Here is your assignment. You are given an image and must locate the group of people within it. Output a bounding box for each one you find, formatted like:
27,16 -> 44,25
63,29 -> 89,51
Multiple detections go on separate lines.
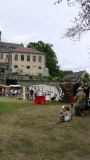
0,88 -> 9,96
1,86 -> 40,100
71,78 -> 90,116
57,78 -> 90,124
0,87 -> 22,97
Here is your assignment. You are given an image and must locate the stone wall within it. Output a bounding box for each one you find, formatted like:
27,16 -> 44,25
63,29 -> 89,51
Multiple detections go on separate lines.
0,74 -> 49,87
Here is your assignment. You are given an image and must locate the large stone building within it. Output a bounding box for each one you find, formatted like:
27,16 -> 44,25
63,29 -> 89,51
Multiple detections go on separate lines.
0,31 -> 49,76
9,47 -> 49,76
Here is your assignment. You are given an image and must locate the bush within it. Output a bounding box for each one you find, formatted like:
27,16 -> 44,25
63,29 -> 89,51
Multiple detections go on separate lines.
12,72 -> 18,75
47,75 -> 53,81
29,76 -> 33,80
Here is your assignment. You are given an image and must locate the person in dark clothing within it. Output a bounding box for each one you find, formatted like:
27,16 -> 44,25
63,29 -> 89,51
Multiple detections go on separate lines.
83,82 -> 90,110
73,79 -> 82,97
29,88 -> 34,100
70,78 -> 82,108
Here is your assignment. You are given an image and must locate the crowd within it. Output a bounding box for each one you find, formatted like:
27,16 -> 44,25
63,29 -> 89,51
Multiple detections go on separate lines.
71,79 -> 90,116
57,78 -> 90,124
0,87 -> 41,100
0,87 -> 22,97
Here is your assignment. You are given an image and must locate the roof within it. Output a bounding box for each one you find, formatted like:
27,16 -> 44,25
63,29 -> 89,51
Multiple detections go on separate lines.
10,47 -> 46,55
0,42 -> 24,53
63,70 -> 86,80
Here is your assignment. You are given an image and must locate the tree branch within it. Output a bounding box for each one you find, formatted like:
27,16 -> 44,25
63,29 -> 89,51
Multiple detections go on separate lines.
54,0 -> 90,40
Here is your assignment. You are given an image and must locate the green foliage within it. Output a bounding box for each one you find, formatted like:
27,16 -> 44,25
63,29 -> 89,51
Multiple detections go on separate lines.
12,72 -> 18,75
6,75 -> 9,80
27,41 -> 60,77
47,75 -> 53,81
29,76 -> 33,80
82,73 -> 90,86
54,77 -> 61,82
21,76 -> 23,80
83,73 -> 90,81
83,78 -> 87,83
6,64 -> 9,69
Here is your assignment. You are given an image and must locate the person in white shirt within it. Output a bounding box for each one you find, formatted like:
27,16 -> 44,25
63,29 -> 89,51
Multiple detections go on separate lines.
57,106 -> 71,124
2,88 -> 5,96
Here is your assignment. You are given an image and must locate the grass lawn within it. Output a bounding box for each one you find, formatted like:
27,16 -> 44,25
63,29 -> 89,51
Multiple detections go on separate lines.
0,97 -> 90,160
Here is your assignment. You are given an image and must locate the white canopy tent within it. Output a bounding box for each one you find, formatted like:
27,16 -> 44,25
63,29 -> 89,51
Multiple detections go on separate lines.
32,84 -> 60,100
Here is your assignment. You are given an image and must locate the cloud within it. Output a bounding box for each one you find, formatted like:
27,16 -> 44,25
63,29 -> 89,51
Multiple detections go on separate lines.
60,59 -> 90,73
0,0 -> 90,74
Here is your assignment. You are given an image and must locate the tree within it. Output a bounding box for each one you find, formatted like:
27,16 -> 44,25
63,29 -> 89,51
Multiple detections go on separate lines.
84,72 -> 90,79
81,72 -> 90,86
27,41 -> 60,77
54,0 -> 90,40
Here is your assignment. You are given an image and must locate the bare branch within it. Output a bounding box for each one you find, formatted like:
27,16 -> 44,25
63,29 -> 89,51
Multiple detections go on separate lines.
54,0 -> 90,40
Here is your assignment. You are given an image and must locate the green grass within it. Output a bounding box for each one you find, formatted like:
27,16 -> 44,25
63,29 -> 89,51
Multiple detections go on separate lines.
0,97 -> 90,160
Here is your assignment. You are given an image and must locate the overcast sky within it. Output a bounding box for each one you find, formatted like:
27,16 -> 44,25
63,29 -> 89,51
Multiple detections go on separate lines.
0,0 -> 90,74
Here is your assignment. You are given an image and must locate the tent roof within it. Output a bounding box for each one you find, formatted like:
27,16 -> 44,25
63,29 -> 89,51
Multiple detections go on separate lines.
0,84 -> 9,88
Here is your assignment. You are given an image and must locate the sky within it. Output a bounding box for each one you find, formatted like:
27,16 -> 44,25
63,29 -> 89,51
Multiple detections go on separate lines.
0,0 -> 90,74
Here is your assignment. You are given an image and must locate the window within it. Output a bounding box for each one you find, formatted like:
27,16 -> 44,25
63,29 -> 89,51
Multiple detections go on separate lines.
27,55 -> 30,61
38,56 -> 42,62
21,55 -> 24,61
38,66 -> 42,69
14,54 -> 18,60
6,55 -> 9,59
1,54 -> 3,59
33,56 -> 36,62
14,65 -> 18,68
27,66 -> 30,69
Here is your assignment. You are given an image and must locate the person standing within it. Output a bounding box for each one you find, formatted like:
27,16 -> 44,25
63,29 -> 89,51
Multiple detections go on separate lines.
83,82 -> 90,110
2,88 -> 5,96
73,78 -> 82,97
70,79 -> 82,108
29,88 -> 34,101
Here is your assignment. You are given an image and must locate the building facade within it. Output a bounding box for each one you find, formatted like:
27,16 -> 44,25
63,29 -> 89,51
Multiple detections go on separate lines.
9,47 -> 49,76
0,32 -> 49,76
